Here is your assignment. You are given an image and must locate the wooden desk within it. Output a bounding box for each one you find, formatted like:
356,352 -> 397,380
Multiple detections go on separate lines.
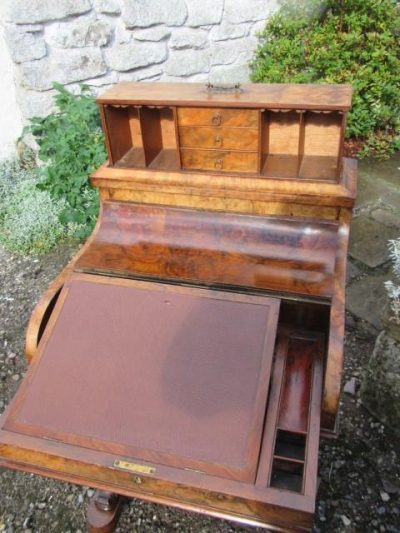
0,82 -> 355,532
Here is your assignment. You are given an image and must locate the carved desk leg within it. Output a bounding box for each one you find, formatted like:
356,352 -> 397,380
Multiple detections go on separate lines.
87,490 -> 124,533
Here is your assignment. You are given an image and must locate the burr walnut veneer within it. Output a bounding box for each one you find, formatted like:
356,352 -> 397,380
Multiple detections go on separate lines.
0,82 -> 356,532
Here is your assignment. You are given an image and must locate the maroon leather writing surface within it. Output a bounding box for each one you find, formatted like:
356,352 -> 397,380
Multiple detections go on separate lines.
4,274 -> 280,482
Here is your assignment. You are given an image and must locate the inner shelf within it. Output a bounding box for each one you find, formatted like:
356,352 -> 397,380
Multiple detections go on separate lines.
260,110 -> 342,181
102,104 -> 344,180
104,105 -> 179,171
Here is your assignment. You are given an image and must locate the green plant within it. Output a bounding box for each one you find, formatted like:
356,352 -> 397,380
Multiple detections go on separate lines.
250,0 -> 400,158
27,83 -> 107,237
0,154 -> 79,254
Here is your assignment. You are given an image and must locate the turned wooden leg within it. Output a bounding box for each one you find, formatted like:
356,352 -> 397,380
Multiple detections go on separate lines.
87,490 -> 124,533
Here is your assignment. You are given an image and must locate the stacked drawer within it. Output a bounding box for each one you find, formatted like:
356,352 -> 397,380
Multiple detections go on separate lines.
177,107 -> 259,173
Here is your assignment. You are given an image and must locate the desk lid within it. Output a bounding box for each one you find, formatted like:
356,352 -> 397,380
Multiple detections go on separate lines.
98,82 -> 352,111
2,273 -> 279,483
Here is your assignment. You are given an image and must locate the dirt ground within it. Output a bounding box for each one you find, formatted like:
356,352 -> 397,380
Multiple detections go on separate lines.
0,244 -> 399,533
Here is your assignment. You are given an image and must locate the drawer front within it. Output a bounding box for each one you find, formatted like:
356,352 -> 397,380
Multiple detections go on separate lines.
177,107 -> 259,128
181,149 -> 258,173
179,126 -> 259,151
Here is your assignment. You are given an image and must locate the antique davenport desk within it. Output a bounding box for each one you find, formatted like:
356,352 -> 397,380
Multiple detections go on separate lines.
0,83 -> 356,532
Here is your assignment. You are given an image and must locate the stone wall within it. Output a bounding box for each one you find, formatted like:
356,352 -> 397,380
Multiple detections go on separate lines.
1,0 -> 277,141
0,24 -> 23,160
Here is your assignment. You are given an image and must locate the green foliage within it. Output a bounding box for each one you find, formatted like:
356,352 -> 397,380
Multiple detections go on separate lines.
250,0 -> 400,158
0,154 -> 80,254
27,83 -> 107,237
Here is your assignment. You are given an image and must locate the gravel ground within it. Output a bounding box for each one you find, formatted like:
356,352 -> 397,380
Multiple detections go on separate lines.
0,245 -> 399,533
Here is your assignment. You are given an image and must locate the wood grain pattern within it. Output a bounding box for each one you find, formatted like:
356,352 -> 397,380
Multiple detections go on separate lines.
180,149 -> 258,173
91,157 -> 357,210
278,337 -> 314,434
177,107 -> 259,127
76,202 -> 339,299
0,443 -> 314,532
266,111 -> 301,155
179,126 -> 259,151
98,82 -> 352,111
321,208 -> 351,432
106,189 -> 339,220
298,156 -> 338,181
303,113 -> 342,157
263,155 -> 300,179
102,106 -> 133,165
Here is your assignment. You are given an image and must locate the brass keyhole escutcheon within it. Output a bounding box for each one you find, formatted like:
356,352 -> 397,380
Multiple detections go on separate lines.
212,112 -> 222,126
214,158 -> 223,170
214,135 -> 223,147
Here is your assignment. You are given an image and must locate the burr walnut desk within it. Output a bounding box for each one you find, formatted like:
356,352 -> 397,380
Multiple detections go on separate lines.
0,82 -> 356,532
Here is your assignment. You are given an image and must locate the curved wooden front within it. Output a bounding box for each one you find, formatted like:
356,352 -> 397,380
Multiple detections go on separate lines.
76,202 -> 338,299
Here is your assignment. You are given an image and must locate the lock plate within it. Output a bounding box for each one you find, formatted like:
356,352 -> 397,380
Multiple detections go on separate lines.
113,459 -> 156,475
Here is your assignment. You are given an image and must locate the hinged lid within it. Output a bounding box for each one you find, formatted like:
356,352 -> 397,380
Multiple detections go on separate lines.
2,273 -> 280,483
98,82 -> 352,111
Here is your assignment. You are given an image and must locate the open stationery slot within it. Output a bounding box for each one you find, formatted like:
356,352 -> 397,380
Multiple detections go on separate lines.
270,458 -> 304,492
261,110 -> 301,178
269,345 -> 311,495
274,430 -> 306,462
102,105 -> 145,167
299,111 -> 343,180
271,430 -> 307,498
254,321 -> 325,498
261,109 -> 343,181
102,105 -> 179,170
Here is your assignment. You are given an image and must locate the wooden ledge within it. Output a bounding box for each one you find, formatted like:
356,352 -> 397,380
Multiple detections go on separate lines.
90,158 -> 357,210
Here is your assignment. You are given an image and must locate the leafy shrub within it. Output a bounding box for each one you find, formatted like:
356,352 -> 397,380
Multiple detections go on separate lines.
0,154 -> 79,254
0,153 -> 34,213
250,0 -> 400,158
27,83 -> 107,238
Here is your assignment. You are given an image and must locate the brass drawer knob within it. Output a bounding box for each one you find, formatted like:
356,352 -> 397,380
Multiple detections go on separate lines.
214,135 -> 223,147
212,112 -> 222,125
214,158 -> 223,170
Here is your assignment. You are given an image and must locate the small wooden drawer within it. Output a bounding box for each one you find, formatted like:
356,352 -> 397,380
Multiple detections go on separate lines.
177,107 -> 258,128
181,149 -> 258,173
179,126 -> 259,151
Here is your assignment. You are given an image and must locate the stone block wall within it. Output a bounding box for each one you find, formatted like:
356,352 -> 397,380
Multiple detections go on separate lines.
0,25 -> 23,159
1,0 -> 278,130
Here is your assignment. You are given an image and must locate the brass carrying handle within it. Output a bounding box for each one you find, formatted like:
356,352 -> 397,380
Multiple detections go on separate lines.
206,83 -> 242,94
212,112 -> 222,126
214,135 -> 223,147
214,158 -> 223,170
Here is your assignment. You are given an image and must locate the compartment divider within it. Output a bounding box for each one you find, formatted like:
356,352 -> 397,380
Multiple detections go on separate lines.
256,327 -> 324,495
257,109 -> 265,174
273,455 -> 305,465
173,106 -> 182,170
297,111 -> 305,177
